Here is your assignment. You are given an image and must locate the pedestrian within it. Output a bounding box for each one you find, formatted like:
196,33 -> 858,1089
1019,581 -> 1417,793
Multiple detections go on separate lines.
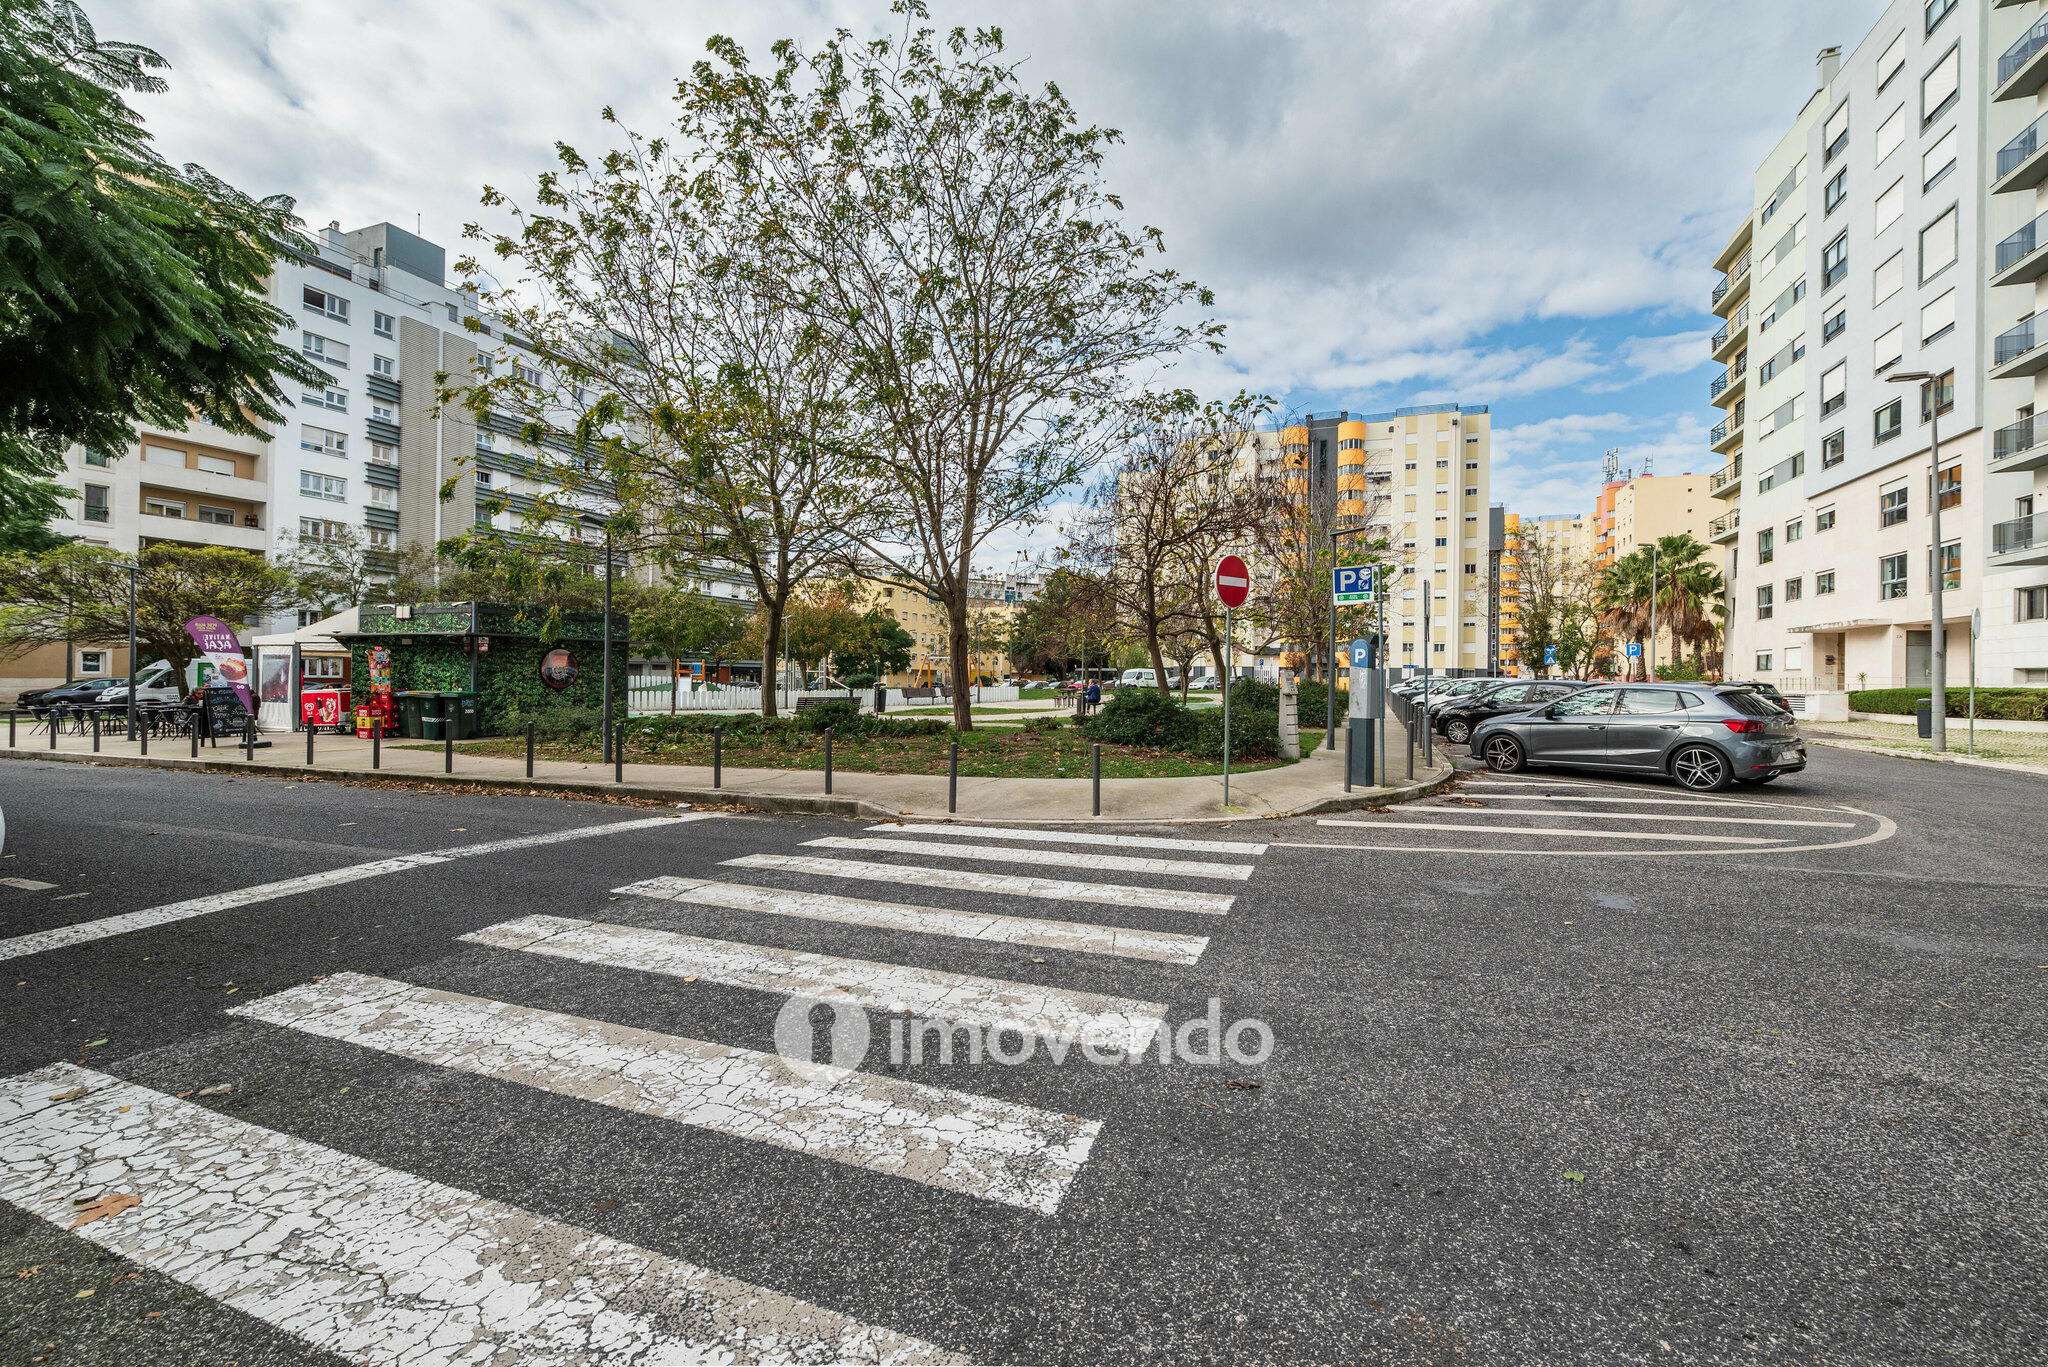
1085,679 -> 1100,712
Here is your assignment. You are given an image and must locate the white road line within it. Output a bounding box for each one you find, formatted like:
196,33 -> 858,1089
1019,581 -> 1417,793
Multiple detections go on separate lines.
618,876 -> 1210,965
723,853 -> 1237,915
1361,810 -> 1852,828
0,816 -> 700,964
804,835 -> 1253,882
234,974 -> 1098,1215
1455,792 -> 1836,811
867,824 -> 1268,856
1312,820 -> 1784,844
0,1065 -> 953,1365
464,914 -> 1167,1052
1274,805 -> 1899,859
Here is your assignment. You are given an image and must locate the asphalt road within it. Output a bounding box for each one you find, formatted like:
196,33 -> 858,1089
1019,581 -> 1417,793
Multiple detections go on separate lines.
0,745 -> 2042,1365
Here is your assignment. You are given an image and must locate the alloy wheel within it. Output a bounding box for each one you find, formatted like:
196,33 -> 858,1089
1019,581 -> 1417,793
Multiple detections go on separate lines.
1447,720 -> 1471,744
1671,746 -> 1728,791
1482,736 -> 1523,772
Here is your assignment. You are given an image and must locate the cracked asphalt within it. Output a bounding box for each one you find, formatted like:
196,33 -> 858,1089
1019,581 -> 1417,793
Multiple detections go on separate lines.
0,744 -> 2043,1365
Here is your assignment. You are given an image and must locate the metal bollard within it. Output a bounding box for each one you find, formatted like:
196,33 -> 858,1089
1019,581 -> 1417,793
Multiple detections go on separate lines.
615,722 -> 625,784
139,714 -> 147,756
1406,720 -> 1415,780
189,721 -> 198,759
91,711 -> 100,752
48,710 -> 57,750
244,718 -> 255,762
1092,743 -> 1101,817
443,730 -> 452,774
306,720 -> 315,766
525,721 -> 534,779
7,710 -> 13,747
373,719 -> 383,770
712,726 -> 722,789
948,740 -> 958,813
823,726 -> 833,794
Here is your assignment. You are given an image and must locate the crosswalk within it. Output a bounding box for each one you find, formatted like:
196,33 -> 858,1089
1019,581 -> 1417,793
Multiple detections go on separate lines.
0,818 -> 1268,1362
1296,771 -> 1889,856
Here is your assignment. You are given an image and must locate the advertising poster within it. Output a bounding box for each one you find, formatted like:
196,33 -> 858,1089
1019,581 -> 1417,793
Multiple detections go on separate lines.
184,615 -> 253,715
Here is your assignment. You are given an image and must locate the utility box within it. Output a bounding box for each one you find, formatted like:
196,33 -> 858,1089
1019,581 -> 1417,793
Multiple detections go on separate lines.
1916,697 -> 1933,739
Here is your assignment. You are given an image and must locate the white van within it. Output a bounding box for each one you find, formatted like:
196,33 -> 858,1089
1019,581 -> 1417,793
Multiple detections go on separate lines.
92,659 -> 185,707
1117,668 -> 1182,690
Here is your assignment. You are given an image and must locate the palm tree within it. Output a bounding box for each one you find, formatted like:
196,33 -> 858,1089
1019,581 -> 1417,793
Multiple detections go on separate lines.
1595,551 -> 1653,680
1646,535 -> 1726,673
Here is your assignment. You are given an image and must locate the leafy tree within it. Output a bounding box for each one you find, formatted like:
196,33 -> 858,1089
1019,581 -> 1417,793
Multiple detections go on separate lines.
0,542 -> 299,680
781,582 -> 861,680
842,608 -> 915,680
1008,568 -> 1118,680
632,586 -> 751,711
0,0 -> 327,525
679,3 -> 1217,728
0,508 -> 68,554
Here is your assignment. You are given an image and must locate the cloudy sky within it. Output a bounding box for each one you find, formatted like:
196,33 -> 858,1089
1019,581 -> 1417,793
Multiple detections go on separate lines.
96,0 -> 1885,541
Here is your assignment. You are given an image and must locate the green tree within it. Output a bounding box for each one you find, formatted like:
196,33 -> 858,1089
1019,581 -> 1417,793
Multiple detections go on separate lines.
781,583 -> 861,681
0,542 -> 300,679
632,586 -> 751,712
842,608 -> 915,680
1,0 -> 327,524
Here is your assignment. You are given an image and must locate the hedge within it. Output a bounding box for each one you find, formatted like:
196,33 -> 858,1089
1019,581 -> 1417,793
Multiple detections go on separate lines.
1079,687 -> 1279,760
623,710 -> 952,744
1850,687 -> 2048,721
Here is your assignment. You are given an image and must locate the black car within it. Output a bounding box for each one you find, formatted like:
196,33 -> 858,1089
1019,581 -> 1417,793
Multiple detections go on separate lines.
1720,680 -> 1792,712
1433,679 -> 1593,745
14,678 -> 120,715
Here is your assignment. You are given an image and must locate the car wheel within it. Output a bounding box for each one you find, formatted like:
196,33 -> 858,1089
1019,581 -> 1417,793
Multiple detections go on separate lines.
1481,735 -> 1525,773
1446,719 -> 1472,744
1670,745 -> 1731,792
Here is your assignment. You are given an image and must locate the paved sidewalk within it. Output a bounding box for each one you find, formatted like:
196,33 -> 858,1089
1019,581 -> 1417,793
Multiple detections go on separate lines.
1,719 -> 1450,823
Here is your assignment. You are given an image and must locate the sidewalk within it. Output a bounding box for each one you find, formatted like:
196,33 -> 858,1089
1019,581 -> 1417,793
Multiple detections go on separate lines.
0,717 -> 1451,824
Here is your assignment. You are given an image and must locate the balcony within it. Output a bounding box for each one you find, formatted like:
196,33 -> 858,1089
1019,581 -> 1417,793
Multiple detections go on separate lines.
1995,14 -> 2048,103
1991,317 -> 2048,378
1710,360 -> 1747,408
1709,457 -> 1742,499
1993,211 -> 2048,288
1992,415 -> 2048,474
1994,110 -> 2048,193
1991,511 -> 2048,566
1711,307 -> 1748,364
1709,509 -> 1740,544
1711,250 -> 1752,318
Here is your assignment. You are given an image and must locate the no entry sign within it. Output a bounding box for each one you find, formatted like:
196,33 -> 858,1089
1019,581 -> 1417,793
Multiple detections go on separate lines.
1215,555 -> 1250,608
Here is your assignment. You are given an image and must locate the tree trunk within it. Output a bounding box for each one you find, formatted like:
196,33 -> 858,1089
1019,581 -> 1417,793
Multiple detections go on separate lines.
760,600 -> 784,719
948,599 -> 973,731
669,656 -> 678,713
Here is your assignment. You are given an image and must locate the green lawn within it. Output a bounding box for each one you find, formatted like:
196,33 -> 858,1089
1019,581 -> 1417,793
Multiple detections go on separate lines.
414,726 -> 1303,780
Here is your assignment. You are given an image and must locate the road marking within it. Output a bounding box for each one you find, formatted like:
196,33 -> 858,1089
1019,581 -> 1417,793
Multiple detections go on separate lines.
1366,810 -> 1852,828
1271,806 -> 1898,859
0,816 -> 700,964
465,914 -> 1167,1051
234,974 -> 1097,1215
0,878 -> 57,891
804,835 -> 1253,881
1456,792 -> 1841,811
866,824 -> 1267,856
0,1065 -> 954,1365
1311,820 -> 1784,844
723,853 -> 1237,915
617,876 -> 1210,965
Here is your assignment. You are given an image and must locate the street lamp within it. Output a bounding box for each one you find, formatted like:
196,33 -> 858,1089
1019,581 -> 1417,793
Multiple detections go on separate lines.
1635,540 -> 1658,683
111,561 -> 138,740
1888,370 -> 1947,753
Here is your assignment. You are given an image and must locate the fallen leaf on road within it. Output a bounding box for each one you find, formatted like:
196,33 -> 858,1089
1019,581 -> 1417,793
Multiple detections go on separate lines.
222,988 -> 238,995
74,1288 -> 94,1298
683,976 -> 698,984
594,1199 -> 620,1212
143,1311 -> 162,1319
194,1084 -> 232,1097
46,1087 -> 88,1102
173,1091 -> 192,1099
1224,1079 -> 1260,1090
67,1194 -> 139,1229
1563,1170 -> 1585,1183
82,1039 -> 107,1048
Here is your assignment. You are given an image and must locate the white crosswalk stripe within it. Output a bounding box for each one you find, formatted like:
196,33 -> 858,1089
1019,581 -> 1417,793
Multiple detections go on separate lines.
723,852 -> 1238,914
233,973 -> 1098,1214
463,913 -> 1169,1052
804,835 -> 1256,881
1314,818 -> 1784,844
866,823 -> 1268,855
616,875 -> 1211,965
0,1065 -> 955,1365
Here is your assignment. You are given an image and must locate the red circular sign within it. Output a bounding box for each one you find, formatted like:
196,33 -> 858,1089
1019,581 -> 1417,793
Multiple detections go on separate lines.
1215,555 -> 1250,608
538,648 -> 580,690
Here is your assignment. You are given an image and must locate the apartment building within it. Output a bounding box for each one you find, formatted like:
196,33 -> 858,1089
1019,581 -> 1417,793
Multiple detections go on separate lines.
1594,473 -> 1717,560
1495,509 -> 1522,671
1714,2 -> 2048,704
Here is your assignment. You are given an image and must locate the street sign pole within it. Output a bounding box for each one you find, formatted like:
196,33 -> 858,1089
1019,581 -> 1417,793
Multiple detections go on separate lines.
1213,556 -> 1251,806
1223,606 -> 1232,808
1377,588 -> 1387,787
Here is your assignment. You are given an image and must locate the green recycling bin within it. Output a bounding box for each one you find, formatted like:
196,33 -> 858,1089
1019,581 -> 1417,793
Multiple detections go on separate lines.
418,692 -> 449,742
395,691 -> 426,740
443,691 -> 480,740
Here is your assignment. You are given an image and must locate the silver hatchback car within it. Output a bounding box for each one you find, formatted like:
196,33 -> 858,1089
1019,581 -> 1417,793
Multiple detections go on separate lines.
1467,684 -> 1806,790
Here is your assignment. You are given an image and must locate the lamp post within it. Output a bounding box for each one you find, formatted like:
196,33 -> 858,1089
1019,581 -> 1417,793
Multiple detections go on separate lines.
1636,540 -> 1658,683
1888,371 -> 1946,753
111,561 -> 138,740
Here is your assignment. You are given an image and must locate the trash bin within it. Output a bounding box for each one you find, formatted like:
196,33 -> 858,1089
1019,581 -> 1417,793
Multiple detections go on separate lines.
1916,697 -> 1934,739
419,692 -> 448,742
395,691 -> 425,739
443,690 -> 480,740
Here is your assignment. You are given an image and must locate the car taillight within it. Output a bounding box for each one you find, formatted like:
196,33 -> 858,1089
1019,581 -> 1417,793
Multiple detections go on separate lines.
1722,719 -> 1765,734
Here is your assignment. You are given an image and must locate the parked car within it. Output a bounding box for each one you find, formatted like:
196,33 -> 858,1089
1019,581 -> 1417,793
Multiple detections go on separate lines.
1468,683 -> 1807,790
1720,680 -> 1791,712
88,659 -> 184,709
1190,676 -> 1223,691
1433,680 -> 1593,744
1117,668 -> 1182,690
14,678 -> 124,715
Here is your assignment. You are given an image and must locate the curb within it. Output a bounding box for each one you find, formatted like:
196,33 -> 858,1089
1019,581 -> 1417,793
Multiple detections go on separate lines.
1808,737 -> 2048,780
2,745 -> 1457,824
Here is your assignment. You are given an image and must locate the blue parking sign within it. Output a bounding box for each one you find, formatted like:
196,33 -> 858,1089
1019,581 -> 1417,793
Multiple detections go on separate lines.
1349,639 -> 1375,667
1626,642 -> 1642,658
1332,565 -> 1376,605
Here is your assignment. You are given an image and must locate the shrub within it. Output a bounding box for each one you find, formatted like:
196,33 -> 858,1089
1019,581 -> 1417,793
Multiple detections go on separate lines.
799,699 -> 862,733
1849,687 -> 2048,721
1023,714 -> 1066,733
843,673 -> 878,690
623,710 -> 953,746
504,704 -> 602,743
1189,704 -> 1279,760
1229,679 -> 1279,712
1079,687 -> 1198,749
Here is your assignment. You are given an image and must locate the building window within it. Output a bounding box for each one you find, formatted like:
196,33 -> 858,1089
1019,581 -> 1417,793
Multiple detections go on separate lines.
368,528 -> 397,551
1874,324 -> 1903,373
83,449 -> 110,468
1876,106 -> 1905,164
1874,177 -> 1903,235
1757,585 -> 1774,620
1874,251 -> 1903,304
1821,362 -> 1847,416
1919,206 -> 1957,283
1817,570 -> 1836,595
299,517 -> 347,542
82,484 -> 109,523
144,496 -> 185,519
369,442 -> 397,467
1757,528 -> 1775,565
1923,126 -> 1956,192
1818,507 -> 1837,532
78,650 -> 107,675
196,453 -> 234,476
1824,102 -> 1849,163
1786,518 -> 1804,543
1880,552 -> 1908,599
1821,430 -> 1845,468
1925,0 -> 1956,34
2018,585 -> 2048,621
1756,652 -> 1774,672
300,425 -> 346,458
1933,539 -> 1960,591
1880,483 -> 1909,526
1922,43 -> 1959,127
1823,306 -> 1846,343
371,402 -> 396,424
1877,32 -> 1905,91
1920,369 -> 1955,420
1824,167 -> 1848,215
514,362 -> 542,386
1936,462 -> 1961,511
301,383 -> 347,413
300,470 -> 347,502
302,286 -> 349,322
1921,293 -> 1955,348
196,504 -> 236,526
373,311 -> 395,339
372,355 -> 396,377
1823,233 -> 1849,290
368,484 -> 397,509
1873,399 -> 1903,444
302,332 -> 348,368
1785,577 -> 1803,602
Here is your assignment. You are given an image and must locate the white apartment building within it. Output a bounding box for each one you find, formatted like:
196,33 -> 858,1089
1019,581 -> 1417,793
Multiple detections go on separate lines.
1715,1 -> 2048,706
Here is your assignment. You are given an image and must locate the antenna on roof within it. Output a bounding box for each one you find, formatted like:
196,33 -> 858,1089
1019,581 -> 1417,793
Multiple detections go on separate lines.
1603,448 -> 1619,482
1642,452 -> 1653,477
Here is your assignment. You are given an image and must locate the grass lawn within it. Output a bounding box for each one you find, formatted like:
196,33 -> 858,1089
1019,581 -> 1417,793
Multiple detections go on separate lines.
414,726 -> 1308,780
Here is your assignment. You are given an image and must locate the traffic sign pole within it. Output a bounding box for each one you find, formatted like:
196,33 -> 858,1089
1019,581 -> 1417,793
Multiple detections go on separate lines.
1222,606 -> 1232,808
1213,557 -> 1250,809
